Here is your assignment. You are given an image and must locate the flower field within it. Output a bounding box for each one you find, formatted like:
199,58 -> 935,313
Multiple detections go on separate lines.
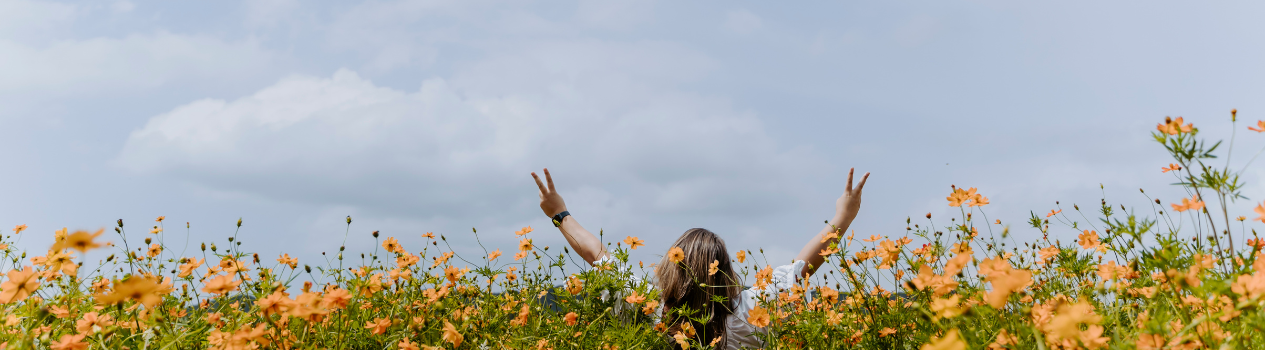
3,113 -> 1265,349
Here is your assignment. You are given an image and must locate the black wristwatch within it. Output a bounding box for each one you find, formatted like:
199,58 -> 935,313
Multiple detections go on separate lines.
551,211 -> 571,227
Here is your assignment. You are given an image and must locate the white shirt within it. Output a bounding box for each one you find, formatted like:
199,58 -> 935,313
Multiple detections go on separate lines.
594,257 -> 807,350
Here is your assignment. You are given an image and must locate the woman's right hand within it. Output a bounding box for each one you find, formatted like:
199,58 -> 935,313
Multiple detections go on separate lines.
532,168 -> 568,217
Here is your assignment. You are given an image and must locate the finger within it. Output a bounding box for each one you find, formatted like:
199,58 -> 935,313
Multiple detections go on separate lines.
855,172 -> 870,192
544,168 -> 556,192
532,172 -> 547,193
845,168 -> 854,192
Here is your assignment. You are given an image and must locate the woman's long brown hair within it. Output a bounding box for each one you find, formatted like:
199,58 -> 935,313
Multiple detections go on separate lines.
655,228 -> 740,348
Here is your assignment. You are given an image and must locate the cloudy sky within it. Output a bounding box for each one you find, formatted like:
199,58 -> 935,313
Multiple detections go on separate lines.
3,0 -> 1264,271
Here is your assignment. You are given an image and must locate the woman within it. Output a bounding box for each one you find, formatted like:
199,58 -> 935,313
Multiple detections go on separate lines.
531,168 -> 868,349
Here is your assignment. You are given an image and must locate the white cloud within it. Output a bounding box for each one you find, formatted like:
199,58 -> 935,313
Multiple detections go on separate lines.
0,0 -> 78,41
111,0 -> 134,13
118,41 -> 826,228
723,9 -> 763,34
0,32 -> 275,96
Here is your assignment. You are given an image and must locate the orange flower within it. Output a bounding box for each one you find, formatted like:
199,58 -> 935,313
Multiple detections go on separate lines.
1046,209 -> 1061,218
256,291 -> 295,316
514,252 -> 529,261
515,226 -> 533,236
1171,194 -> 1205,212
930,295 -> 963,320
968,194 -> 990,207
706,260 -> 720,276
1078,230 -> 1104,252
155,216 -> 165,222
149,226 -> 162,234
52,229 -> 105,254
564,312 -> 578,326
178,258 -> 203,278
1254,202 -> 1265,223
76,312 -> 114,334
1161,163 -> 1182,173
99,275 -> 166,308
746,306 -> 770,328
444,265 -> 464,283
13,224 -> 26,234
49,334 -> 88,350
0,267 -> 39,304
364,318 -> 391,335
879,327 -> 896,337
667,247 -> 685,263
863,234 -> 881,242
487,249 -> 502,261
642,300 -> 659,315
1249,120 -> 1265,132
623,236 -> 645,250
946,187 -> 971,207
147,243 -> 162,258
202,275 -> 242,295
735,250 -> 746,263
920,329 -> 966,350
398,339 -> 421,350
382,237 -> 403,254
625,291 -> 646,304
1038,246 -> 1060,265
1157,116 -> 1194,135
422,232 -> 435,239
442,321 -> 463,347
566,275 -> 584,295
277,254 -> 298,269
519,238 -> 533,252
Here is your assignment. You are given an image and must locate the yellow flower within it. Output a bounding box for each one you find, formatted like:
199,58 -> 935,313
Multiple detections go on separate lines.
519,238 -> 533,252
735,250 -> 746,263
667,247 -> 685,263
149,226 -> 162,234
623,236 -> 645,250
920,329 -> 966,350
0,267 -> 40,304
147,243 -> 162,258
708,260 -> 719,276
155,216 -> 165,222
746,306 -> 770,328
13,224 -> 26,234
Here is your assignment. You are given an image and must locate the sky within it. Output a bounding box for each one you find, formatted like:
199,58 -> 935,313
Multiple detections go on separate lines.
2,0 -> 1265,274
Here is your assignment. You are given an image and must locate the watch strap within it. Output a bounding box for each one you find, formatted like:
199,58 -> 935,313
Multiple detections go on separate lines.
552,211 -> 571,227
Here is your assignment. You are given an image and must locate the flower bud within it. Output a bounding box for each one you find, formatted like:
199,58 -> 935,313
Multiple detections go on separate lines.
372,230 -> 379,238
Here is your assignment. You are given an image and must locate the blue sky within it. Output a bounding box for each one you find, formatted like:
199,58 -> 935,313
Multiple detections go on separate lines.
2,0 -> 1264,270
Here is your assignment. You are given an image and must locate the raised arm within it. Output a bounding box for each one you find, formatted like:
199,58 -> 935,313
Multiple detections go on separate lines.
795,168 -> 869,277
533,168 -> 608,265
